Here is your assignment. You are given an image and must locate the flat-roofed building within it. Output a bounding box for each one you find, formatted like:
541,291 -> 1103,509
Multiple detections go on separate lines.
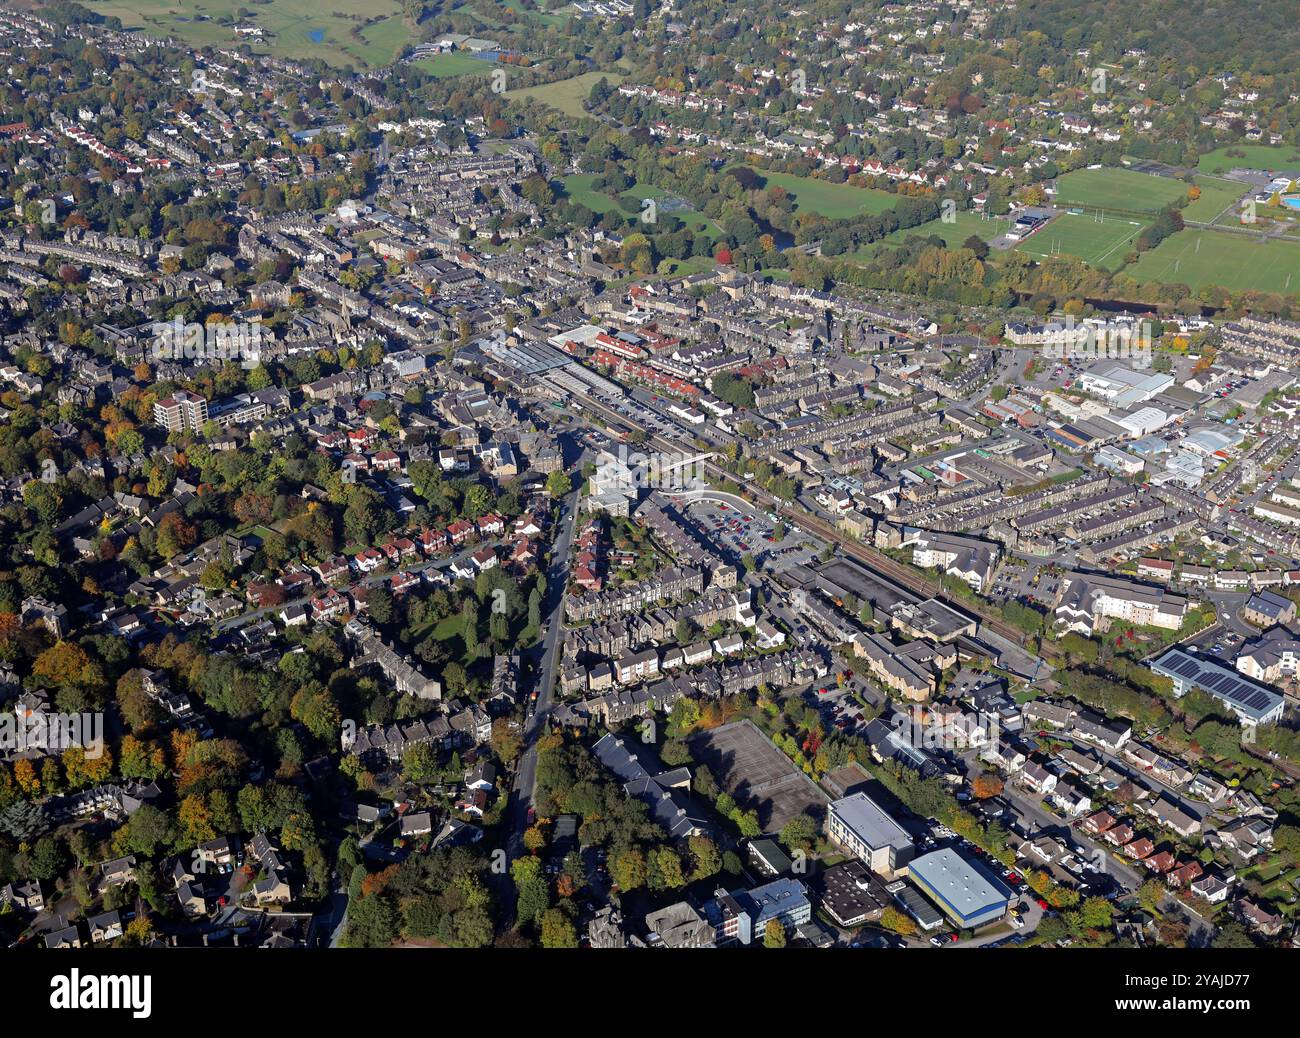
826,792 -> 915,876
1151,648 -> 1285,727
907,847 -> 1011,930
820,860 -> 889,927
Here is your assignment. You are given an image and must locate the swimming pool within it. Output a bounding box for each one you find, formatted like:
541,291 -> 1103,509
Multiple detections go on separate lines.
1283,195 -> 1300,210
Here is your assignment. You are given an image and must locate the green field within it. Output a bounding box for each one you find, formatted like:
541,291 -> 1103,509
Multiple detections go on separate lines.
562,174 -> 721,238
1126,228 -> 1300,294
1182,175 -> 1249,223
748,168 -> 901,219
620,183 -> 721,240
858,210 -> 1010,258
1016,211 -> 1151,270
411,52 -> 493,78
86,0 -> 407,67
562,172 -> 631,214
354,16 -> 410,66
1197,145 -> 1300,175
503,71 -> 624,118
1052,166 -> 1188,213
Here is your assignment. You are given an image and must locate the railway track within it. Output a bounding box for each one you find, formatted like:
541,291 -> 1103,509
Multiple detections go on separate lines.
574,391 -> 1029,647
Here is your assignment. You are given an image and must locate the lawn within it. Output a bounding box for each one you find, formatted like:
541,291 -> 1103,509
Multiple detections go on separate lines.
1197,145 -> 1300,176
503,70 -> 625,118
354,15 -> 410,66
746,168 -> 900,219
86,0 -> 407,67
408,612 -> 465,650
562,173 -> 626,214
1052,166 -> 1188,214
660,255 -> 722,278
411,52 -> 493,79
561,174 -> 721,238
1182,175 -> 1249,224
1015,210 -> 1151,271
1126,228 -> 1300,295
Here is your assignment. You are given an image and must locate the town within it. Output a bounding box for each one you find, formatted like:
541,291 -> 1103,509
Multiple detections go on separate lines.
0,0 -> 1296,969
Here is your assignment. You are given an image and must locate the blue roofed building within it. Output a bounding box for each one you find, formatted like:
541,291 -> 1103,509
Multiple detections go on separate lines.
707,877 -> 812,945
908,848 -> 1011,930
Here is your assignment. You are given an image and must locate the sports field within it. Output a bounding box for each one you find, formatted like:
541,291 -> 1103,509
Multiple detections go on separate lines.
86,0 -> 406,67
1197,145 -> 1300,176
747,168 -> 901,219
503,71 -> 624,118
1015,210 -> 1151,270
1052,166 -> 1188,214
1182,175 -> 1249,224
1126,228 -> 1300,294
411,52 -> 493,78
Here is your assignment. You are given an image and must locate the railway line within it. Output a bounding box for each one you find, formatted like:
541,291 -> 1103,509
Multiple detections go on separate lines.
571,390 -> 1029,648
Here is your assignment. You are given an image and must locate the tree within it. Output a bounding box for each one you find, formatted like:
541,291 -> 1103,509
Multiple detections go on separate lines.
33,641 -> 103,693
1137,879 -> 1165,915
178,793 -> 217,845
523,827 -> 547,853
971,773 -> 1004,799
880,907 -> 917,936
29,835 -> 67,880
540,908 -> 578,948
546,470 -> 572,498
736,809 -> 761,838
513,856 -> 551,926
490,718 -> 523,764
1211,920 -> 1256,949
687,835 -> 721,881
779,812 -> 817,851
402,743 -> 440,786
1078,896 -> 1114,931
763,918 -> 787,948
963,234 -> 990,259
648,846 -> 686,891
344,893 -> 399,948
123,803 -> 174,857
609,847 -> 646,891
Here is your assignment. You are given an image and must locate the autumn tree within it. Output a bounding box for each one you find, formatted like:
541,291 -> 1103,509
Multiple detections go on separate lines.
880,907 -> 918,937
539,908 -> 578,948
763,918 -> 787,948
971,773 -> 1004,799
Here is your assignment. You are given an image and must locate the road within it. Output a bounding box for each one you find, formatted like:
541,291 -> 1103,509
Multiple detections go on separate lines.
947,895 -> 1044,948
992,777 -> 1145,892
504,481 -> 583,862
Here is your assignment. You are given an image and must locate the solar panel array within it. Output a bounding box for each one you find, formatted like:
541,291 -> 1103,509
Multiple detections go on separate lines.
1154,650 -> 1281,718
